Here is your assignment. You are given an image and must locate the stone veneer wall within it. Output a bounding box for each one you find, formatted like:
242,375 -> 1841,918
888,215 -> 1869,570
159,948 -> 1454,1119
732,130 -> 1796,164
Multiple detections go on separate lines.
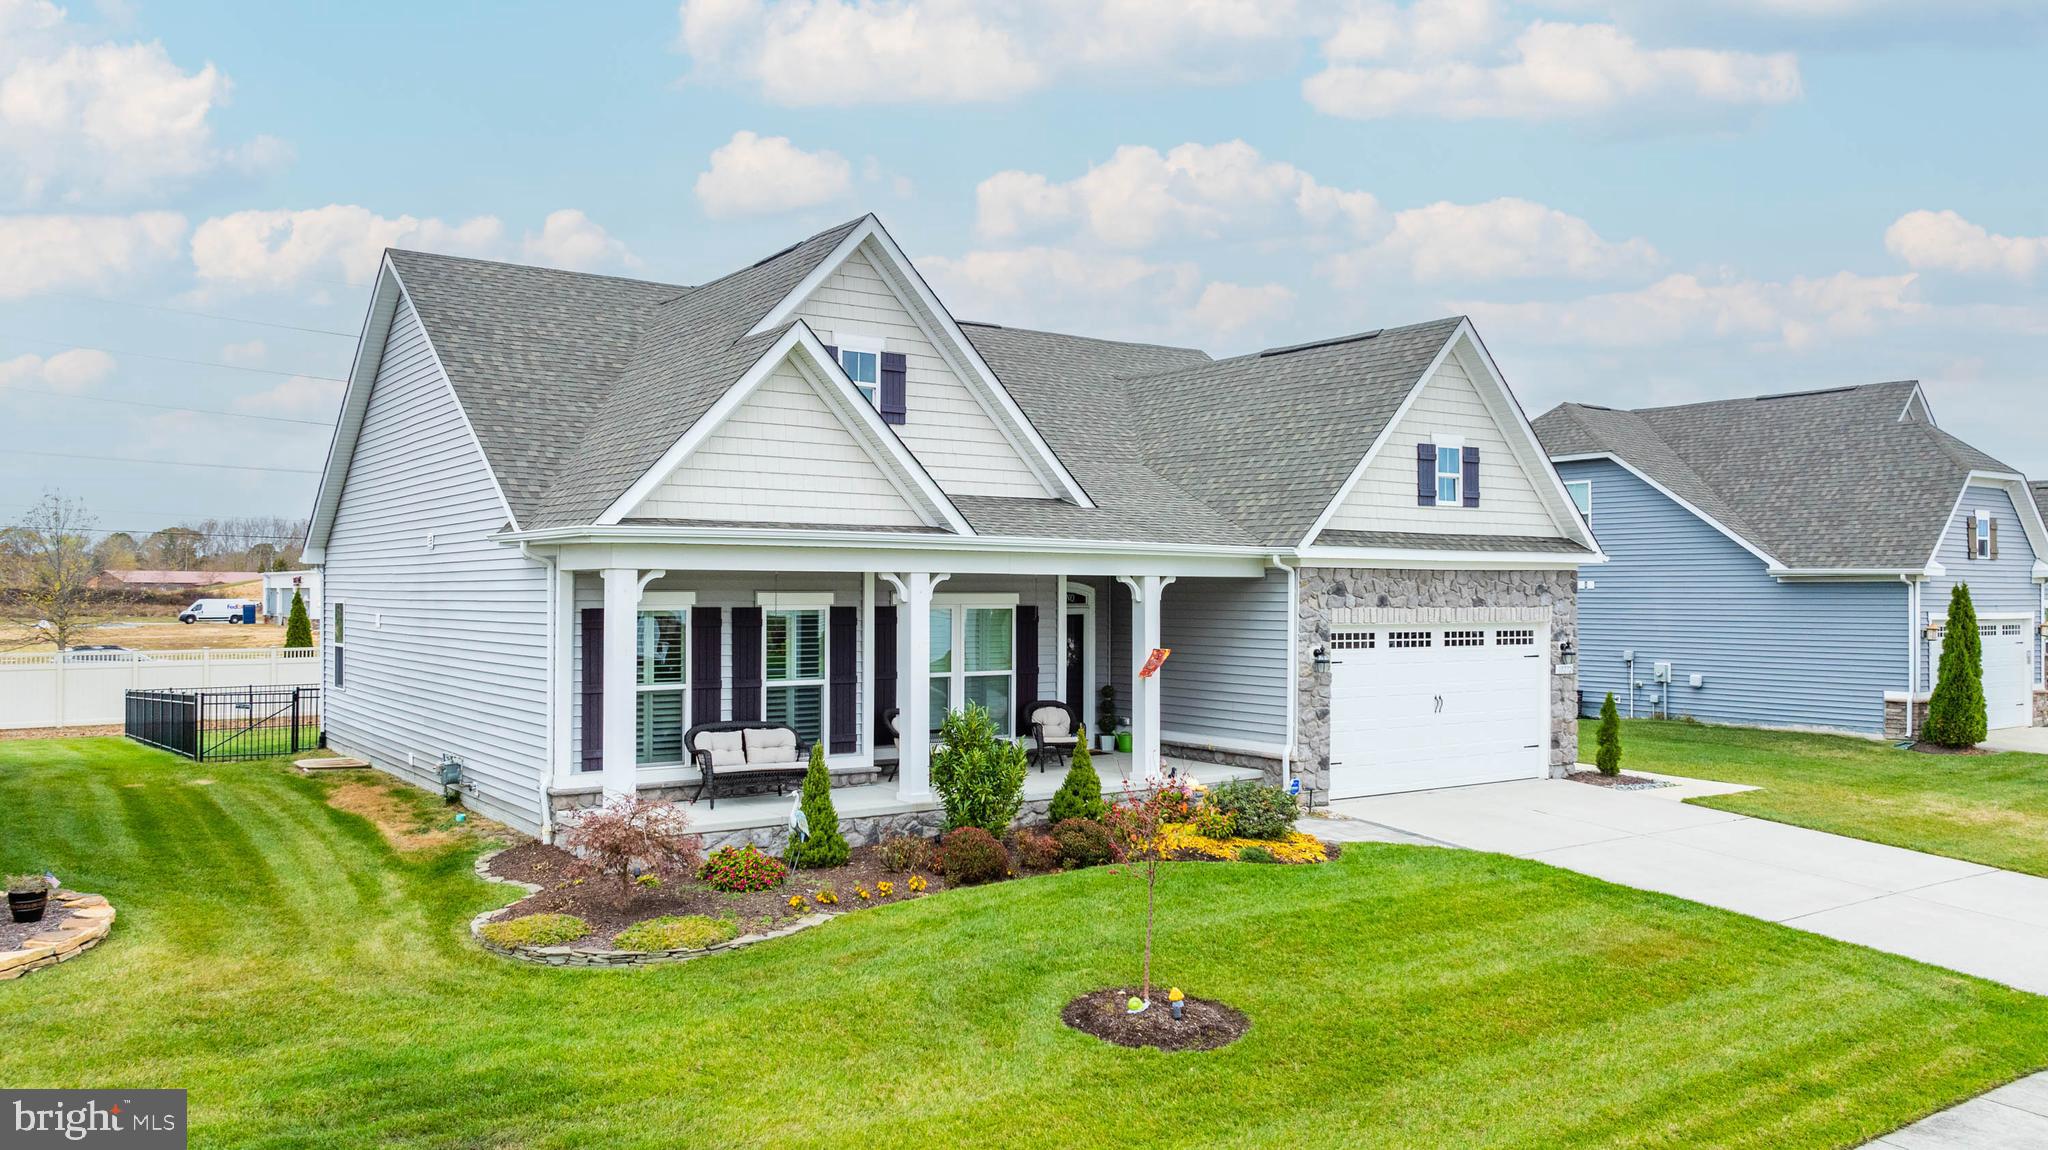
1161,741 -> 1282,778
1883,695 -> 1930,742
1293,567 -> 1579,795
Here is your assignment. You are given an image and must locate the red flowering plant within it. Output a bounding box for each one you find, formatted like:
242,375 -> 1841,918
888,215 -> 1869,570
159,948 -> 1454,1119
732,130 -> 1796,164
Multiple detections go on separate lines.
1104,778 -> 1176,1008
562,795 -> 702,907
698,844 -> 789,893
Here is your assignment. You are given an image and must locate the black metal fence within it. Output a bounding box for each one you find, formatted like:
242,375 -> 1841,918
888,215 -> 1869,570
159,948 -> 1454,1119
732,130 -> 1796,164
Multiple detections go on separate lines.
125,686 -> 323,762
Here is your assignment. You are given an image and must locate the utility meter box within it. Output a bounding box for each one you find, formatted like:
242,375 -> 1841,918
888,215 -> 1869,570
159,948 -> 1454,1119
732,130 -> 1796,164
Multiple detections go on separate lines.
1653,661 -> 1673,683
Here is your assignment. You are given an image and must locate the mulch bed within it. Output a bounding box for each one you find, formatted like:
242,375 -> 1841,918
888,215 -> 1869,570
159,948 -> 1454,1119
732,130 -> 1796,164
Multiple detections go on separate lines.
1908,742 -> 1994,756
486,841 -> 949,945
1061,988 -> 1250,1051
1566,771 -> 1670,789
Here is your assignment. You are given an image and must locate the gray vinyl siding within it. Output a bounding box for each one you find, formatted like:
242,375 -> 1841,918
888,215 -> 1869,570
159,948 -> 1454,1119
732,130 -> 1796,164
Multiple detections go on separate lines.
1558,458 -> 1907,734
1159,570 -> 1291,750
1920,485 -> 2043,690
322,295 -> 551,832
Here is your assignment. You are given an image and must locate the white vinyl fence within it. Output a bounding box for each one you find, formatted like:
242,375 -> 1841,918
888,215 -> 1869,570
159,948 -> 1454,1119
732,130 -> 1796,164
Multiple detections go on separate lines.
0,648 -> 322,730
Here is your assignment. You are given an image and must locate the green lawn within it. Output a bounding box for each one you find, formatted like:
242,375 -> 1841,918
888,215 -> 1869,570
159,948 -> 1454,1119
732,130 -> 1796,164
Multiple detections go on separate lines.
5,738 -> 2048,1148
1596,719 -> 2048,877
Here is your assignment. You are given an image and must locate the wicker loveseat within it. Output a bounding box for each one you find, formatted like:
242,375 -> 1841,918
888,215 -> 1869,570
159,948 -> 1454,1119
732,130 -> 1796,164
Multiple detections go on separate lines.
683,721 -> 811,808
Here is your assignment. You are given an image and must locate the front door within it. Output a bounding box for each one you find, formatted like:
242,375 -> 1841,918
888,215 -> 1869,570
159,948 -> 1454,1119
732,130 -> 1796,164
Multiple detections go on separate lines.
1066,613 -> 1085,712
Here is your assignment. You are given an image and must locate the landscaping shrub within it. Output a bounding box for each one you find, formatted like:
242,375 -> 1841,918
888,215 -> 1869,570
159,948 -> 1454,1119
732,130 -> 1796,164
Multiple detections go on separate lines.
1047,727 -> 1107,824
697,844 -> 788,893
1051,817 -> 1118,868
283,588 -> 313,649
480,913 -> 590,948
1150,776 -> 1201,823
936,826 -> 1009,885
930,704 -> 1026,835
876,833 -> 934,874
1203,779 -> 1297,841
785,744 -> 849,868
612,915 -> 738,952
1926,582 -> 1989,748
1236,845 -> 1276,864
1009,827 -> 1063,871
1192,804 -> 1236,839
1596,693 -> 1623,776
562,795 -> 702,905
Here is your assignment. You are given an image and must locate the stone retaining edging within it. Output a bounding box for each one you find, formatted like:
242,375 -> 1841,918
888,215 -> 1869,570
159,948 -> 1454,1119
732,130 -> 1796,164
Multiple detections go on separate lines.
467,847 -> 835,968
0,891 -> 115,981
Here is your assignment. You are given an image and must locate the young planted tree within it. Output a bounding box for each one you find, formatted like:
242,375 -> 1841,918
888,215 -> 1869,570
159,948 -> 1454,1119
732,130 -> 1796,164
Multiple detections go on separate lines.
1048,725 -> 1107,823
283,588 -> 315,649
1104,779 -> 1172,1007
1595,692 -> 1623,776
1925,582 -> 1988,748
561,795 -> 701,906
785,743 -> 848,869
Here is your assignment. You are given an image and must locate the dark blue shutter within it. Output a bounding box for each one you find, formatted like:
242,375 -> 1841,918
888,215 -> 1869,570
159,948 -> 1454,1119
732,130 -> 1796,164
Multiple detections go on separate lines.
690,607 -> 722,726
729,607 -> 762,722
1014,605 -> 1038,736
1462,445 -> 1481,508
580,608 -> 604,771
874,605 -> 897,738
1416,443 -> 1437,506
879,351 -> 907,425
829,606 -> 857,753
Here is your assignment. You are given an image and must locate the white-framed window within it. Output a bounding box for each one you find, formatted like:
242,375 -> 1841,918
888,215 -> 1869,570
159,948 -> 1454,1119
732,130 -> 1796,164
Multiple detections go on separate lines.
1435,437 -> 1463,506
330,601 -> 345,689
1566,480 -> 1593,524
835,334 -> 884,407
1497,629 -> 1536,646
1331,631 -> 1375,650
1976,513 -> 1994,559
1445,630 -> 1485,647
760,595 -> 829,747
635,598 -> 690,766
1389,631 -> 1433,649
929,595 -> 1017,736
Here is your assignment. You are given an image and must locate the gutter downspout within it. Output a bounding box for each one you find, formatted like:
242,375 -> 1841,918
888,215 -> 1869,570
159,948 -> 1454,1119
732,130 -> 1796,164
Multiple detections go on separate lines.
1272,554 -> 1297,794
521,542 -> 557,845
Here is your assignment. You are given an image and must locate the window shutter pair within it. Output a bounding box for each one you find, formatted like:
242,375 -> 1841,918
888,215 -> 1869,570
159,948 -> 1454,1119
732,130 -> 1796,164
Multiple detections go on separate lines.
1964,514 -> 1997,560
823,343 -> 906,424
1412,442 -> 1482,507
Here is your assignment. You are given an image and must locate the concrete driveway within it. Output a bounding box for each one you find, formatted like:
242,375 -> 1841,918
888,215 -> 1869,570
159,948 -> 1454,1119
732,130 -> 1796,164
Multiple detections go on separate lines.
1329,774 -> 2048,997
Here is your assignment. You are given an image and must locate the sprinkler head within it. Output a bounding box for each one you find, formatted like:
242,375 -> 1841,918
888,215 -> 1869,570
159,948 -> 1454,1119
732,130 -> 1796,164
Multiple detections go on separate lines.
1170,999 -> 1184,1021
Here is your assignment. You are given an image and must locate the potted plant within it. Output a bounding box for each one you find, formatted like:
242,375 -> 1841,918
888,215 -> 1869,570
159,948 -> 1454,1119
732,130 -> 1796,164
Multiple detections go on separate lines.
1096,685 -> 1119,752
7,873 -> 50,923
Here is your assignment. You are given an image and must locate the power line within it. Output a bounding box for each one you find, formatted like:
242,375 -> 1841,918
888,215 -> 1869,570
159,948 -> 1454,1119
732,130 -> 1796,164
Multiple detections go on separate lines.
9,449 -> 321,474
0,384 -> 334,427
44,291 -> 361,338
1,334 -> 348,382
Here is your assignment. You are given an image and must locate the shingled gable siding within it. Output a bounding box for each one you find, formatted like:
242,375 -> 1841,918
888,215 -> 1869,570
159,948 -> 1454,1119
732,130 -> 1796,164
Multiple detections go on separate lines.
1920,484 -> 2042,692
1158,571 -> 1291,753
321,296 -> 551,833
1327,355 -> 1559,538
795,248 -> 1049,499
1556,458 -> 1907,734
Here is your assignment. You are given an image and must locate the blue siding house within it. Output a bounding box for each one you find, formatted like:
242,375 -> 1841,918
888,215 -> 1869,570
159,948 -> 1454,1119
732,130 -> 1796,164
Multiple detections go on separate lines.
1537,382 -> 2048,739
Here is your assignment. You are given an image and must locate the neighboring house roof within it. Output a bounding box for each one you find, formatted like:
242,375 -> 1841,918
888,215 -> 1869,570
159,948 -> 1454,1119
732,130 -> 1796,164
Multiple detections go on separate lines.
1535,381 -> 2023,571
103,570 -> 262,587
322,215 -> 1582,554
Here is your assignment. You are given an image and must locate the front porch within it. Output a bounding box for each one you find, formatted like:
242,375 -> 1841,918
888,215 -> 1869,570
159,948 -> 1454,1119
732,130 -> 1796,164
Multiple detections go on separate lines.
552,752 -> 1264,850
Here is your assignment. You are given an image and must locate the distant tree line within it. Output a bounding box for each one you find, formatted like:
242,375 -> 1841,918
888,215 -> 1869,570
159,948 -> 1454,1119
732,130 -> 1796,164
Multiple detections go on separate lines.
90,516 -> 308,572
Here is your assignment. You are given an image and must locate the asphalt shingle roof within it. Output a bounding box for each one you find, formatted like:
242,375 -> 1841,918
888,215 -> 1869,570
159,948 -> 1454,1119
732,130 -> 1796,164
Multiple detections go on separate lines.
1534,382 -> 2016,570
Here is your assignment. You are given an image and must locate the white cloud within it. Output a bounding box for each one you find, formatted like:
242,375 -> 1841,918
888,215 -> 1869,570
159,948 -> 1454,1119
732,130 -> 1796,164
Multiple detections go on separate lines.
1305,9 -> 1802,122
675,0 -> 1301,105
922,245 -> 1290,343
520,209 -> 640,272
0,348 -> 116,393
975,140 -> 1380,248
1458,270 -> 1920,351
1187,281 -> 1295,335
0,210 -> 185,299
1884,209 -> 2048,280
694,130 -> 853,217
232,374 -> 343,420
1327,197 -> 1659,283
0,2 -> 263,203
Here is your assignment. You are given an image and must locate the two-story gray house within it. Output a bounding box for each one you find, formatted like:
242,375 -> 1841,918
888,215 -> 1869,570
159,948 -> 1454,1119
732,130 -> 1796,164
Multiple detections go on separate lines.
1537,382 -> 2048,740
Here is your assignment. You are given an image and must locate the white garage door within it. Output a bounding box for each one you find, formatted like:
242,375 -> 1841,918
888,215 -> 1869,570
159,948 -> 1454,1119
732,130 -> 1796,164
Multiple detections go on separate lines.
1327,625 -> 1550,800
1946,619 -> 2034,731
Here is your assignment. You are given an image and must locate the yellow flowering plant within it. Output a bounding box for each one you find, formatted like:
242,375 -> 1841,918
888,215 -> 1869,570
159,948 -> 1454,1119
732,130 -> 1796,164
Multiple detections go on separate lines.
875,880 -> 893,897
906,874 -> 928,892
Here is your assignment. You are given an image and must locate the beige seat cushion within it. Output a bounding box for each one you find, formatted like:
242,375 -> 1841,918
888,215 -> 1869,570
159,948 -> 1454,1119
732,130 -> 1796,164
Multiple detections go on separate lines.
743,726 -> 800,765
1033,706 -> 1071,738
699,729 -> 746,768
1041,735 -> 1079,747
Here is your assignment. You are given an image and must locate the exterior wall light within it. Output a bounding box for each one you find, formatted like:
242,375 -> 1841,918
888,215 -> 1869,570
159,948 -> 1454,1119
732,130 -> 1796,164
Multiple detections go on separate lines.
1557,640 -> 1577,673
1924,623 -> 1944,642
1312,645 -> 1330,672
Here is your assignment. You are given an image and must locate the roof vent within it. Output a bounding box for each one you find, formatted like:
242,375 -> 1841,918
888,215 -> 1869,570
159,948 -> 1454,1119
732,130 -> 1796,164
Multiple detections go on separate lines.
1258,329 -> 1383,358
1755,386 -> 1855,402
747,241 -> 803,269
958,320 -> 1004,330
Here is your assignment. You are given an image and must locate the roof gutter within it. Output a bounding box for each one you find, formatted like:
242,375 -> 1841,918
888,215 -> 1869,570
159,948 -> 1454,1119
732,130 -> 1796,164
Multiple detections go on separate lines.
493,523 -> 1277,560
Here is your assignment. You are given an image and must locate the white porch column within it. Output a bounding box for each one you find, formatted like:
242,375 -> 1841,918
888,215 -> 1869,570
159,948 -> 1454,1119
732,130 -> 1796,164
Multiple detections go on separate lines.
891,571 -> 947,802
1119,575 -> 1175,778
599,568 -> 664,801
551,566 -> 575,784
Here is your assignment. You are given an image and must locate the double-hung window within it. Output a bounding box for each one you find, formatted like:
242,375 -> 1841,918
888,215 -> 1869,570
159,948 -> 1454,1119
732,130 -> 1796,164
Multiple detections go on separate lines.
330,602 -> 346,689
836,335 -> 883,407
1436,440 -> 1463,505
928,599 -> 1015,735
1566,480 -> 1593,525
764,605 -> 827,746
635,598 -> 690,765
1977,513 -> 1994,559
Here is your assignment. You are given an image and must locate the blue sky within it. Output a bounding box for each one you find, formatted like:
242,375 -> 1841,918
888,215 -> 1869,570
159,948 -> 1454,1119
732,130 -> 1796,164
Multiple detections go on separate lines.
5,0 -> 2048,534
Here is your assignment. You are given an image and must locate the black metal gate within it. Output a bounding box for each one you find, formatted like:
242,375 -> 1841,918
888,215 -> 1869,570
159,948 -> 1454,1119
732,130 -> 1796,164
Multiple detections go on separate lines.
124,687 -> 323,762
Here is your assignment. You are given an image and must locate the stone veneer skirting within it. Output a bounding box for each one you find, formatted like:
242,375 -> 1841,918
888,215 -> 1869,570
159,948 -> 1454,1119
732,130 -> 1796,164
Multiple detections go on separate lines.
0,891 -> 114,980
1883,693 -> 1931,742
1294,567 -> 1579,796
2036,690 -> 2048,728
468,849 -> 834,968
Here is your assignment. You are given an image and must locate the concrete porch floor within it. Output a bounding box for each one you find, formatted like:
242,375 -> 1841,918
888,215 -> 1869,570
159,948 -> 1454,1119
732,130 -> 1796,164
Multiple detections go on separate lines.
683,752 -> 1261,836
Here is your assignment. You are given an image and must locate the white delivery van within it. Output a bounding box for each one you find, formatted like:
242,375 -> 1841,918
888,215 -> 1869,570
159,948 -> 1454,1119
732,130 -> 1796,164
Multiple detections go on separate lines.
179,599 -> 254,624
